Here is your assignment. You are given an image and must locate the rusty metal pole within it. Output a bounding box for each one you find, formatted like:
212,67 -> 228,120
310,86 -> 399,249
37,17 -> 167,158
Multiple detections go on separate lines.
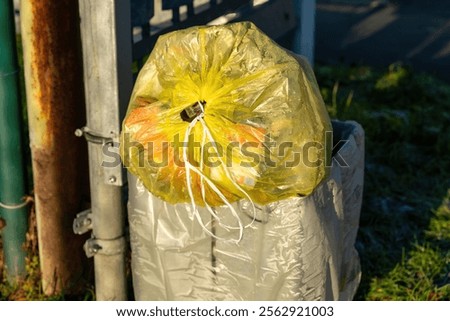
20,1 -> 90,294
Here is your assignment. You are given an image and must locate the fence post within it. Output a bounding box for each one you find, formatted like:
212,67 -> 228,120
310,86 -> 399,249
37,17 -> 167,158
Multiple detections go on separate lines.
78,0 -> 133,300
293,0 -> 316,65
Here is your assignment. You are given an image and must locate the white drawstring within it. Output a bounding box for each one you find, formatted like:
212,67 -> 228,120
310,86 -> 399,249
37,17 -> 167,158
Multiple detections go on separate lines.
198,115 -> 257,229
182,101 -> 257,243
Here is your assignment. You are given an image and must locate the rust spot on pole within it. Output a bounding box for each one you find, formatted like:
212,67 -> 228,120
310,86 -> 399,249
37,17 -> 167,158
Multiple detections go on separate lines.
21,0 -> 91,295
29,1 -> 85,145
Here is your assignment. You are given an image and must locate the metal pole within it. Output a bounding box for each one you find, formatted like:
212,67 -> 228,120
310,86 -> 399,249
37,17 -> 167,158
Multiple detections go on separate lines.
20,0 -> 90,294
78,0 -> 132,300
293,0 -> 316,65
0,0 -> 28,283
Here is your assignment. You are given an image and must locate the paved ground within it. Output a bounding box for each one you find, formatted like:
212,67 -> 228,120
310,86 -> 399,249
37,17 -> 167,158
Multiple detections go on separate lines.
315,0 -> 450,81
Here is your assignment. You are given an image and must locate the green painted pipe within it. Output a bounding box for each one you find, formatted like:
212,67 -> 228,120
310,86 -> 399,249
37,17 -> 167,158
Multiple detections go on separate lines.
0,0 -> 28,282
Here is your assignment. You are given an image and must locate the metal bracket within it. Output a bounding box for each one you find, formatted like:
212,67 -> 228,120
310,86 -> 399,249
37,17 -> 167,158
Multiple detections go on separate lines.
75,126 -> 123,186
83,236 -> 126,258
73,209 -> 93,235
75,126 -> 114,145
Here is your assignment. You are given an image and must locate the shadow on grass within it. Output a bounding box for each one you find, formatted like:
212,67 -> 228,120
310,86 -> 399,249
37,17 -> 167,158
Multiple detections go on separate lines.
315,62 -> 450,300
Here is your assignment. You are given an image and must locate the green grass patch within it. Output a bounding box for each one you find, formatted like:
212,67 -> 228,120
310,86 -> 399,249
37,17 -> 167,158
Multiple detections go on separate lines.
1,254 -> 95,301
367,192 -> 450,300
315,63 -> 450,300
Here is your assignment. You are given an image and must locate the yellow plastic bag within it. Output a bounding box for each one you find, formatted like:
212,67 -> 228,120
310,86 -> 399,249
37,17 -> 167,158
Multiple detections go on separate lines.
120,22 -> 331,207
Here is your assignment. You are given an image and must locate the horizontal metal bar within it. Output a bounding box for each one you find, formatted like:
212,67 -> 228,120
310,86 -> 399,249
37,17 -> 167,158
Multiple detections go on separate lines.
132,0 -> 252,61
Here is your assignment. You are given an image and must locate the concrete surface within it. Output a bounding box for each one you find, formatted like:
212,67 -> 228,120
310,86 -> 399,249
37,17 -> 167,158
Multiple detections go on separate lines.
315,0 -> 450,81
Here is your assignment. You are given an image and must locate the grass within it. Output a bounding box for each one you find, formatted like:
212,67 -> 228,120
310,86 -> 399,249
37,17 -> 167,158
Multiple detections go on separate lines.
315,62 -> 450,300
0,205 -> 95,301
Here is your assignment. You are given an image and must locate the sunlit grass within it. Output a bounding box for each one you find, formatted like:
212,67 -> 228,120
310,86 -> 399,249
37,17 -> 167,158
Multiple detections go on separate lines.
316,63 -> 450,300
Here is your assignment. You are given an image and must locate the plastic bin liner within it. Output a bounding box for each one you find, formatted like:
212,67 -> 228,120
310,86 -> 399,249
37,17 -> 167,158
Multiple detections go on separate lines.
127,120 -> 364,300
120,22 -> 332,207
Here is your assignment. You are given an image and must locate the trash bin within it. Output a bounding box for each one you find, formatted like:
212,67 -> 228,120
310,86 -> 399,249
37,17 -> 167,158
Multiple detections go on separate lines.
127,120 -> 364,300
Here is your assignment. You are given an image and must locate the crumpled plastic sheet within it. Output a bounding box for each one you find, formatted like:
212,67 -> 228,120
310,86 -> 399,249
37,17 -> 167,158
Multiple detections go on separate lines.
127,120 -> 364,300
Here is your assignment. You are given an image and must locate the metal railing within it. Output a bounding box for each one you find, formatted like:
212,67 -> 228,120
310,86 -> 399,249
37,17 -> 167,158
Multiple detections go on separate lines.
131,0 -> 297,69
